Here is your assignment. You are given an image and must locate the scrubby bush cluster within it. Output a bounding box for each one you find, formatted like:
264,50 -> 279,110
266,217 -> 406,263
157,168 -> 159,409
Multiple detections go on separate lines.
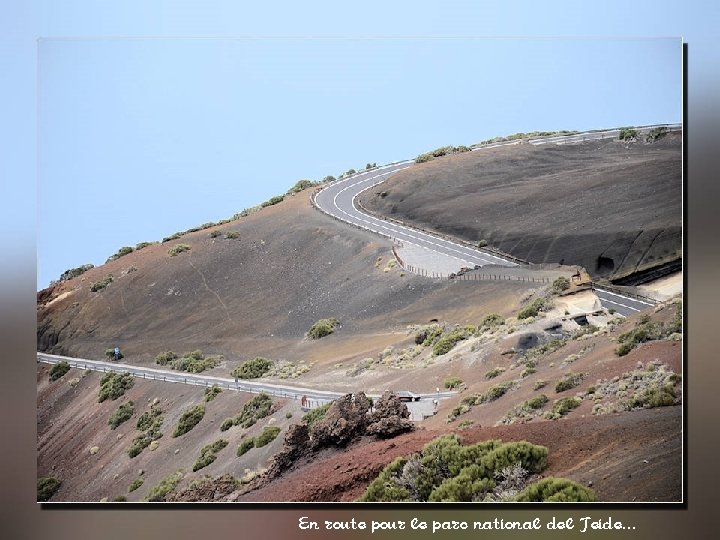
220,393 -> 274,431
485,367 -> 505,379
287,179 -> 317,194
144,470 -> 184,502
128,478 -> 144,493
500,394 -> 550,425
546,397 -> 582,419
231,357 -> 273,379
37,477 -> 62,501
618,127 -> 638,141
192,439 -> 229,472
444,377 -> 463,389
98,372 -> 134,403
204,385 -> 222,402
261,195 -> 284,208
414,324 -> 443,346
307,318 -> 340,340
616,306 -> 681,356
360,435 -> 593,502
107,246 -> 134,262
302,402 -> 332,427
551,276 -> 570,294
173,403 -> 205,437
236,427 -> 282,457
167,243 -> 191,256
129,403 -> 164,458
57,263 -> 94,283
415,145 -> 470,164
90,274 -> 113,292
155,350 -> 222,374
108,401 -> 134,430
49,361 -> 70,381
555,372 -> 584,393
515,477 -> 596,502
481,313 -> 505,329
517,297 -> 548,320
448,382 -> 516,422
646,126 -> 668,142
432,327 -> 472,356
224,231 -> 240,239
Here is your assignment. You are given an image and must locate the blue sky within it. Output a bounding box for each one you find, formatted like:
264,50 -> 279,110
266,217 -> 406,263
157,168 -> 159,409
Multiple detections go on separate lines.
2,1 -> 717,291
35,37 -> 680,289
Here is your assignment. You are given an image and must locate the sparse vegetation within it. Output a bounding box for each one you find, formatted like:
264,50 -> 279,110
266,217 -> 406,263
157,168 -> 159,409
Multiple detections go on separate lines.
107,246 -> 134,262
144,470 -> 184,502
223,393 -> 274,430
224,231 -> 240,239
481,313 -> 504,329
646,126 -> 668,142
192,439 -> 229,472
237,438 -> 255,457
49,361 -> 70,381
555,372 -> 584,393
515,477 -> 596,502
415,324 -> 443,345
165,350 -> 222,374
302,402 -> 331,427
287,179 -> 317,194
90,274 -> 113,292
360,436 -> 563,502
173,403 -> 205,437
307,318 -> 340,340
475,130 -> 578,146
618,127 -> 638,141
57,263 -> 94,282
415,145 -> 470,164
204,385 -> 222,402
231,357 -> 273,379
547,397 -> 582,419
209,230 -> 222,238
105,348 -> 124,361
129,404 -> 164,459
518,297 -> 547,320
254,426 -> 281,447
108,401 -> 134,430
444,377 -> 463,389
551,276 -> 570,294
37,477 -> 62,501
167,243 -> 191,256
261,195 -> 284,207
98,372 -> 134,403
485,367 -> 505,380
128,479 -> 143,493
533,380 -> 547,391
154,351 -> 178,366
616,317 -> 667,356
135,241 -> 153,250
433,327 -> 473,356
477,239 -> 488,248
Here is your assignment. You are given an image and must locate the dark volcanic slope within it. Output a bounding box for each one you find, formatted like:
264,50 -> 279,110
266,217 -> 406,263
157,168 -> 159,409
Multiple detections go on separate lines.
37,190 -> 531,365
358,133 -> 682,280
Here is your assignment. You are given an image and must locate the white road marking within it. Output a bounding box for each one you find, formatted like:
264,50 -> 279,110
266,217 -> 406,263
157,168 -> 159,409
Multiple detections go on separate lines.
595,296 -> 641,313
593,287 -> 654,306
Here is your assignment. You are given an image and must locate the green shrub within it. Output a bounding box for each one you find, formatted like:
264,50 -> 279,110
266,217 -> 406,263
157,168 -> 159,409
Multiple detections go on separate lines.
234,393 -> 273,429
49,361 -> 70,381
58,263 -> 94,282
551,276 -> 570,294
533,380 -> 547,390
204,385 -> 222,402
360,437 -> 550,502
173,403 -> 205,437
98,373 -> 134,403
171,351 -> 222,374
37,477 -> 62,501
485,367 -> 505,379
285,412 -> 293,419
646,126 -> 668,142
261,195 -> 284,207
477,239 -> 488,248
209,230 -> 222,238
629,385 -> 677,409
322,175 -> 336,183
254,426 -> 281,447
616,319 -> 665,356
112,495 -> 127,502
237,438 -> 255,457
550,397 -> 581,418
444,377 -> 463,389
107,246 -> 134,262
192,439 -> 229,472
518,298 -> 546,320
525,394 -> 549,410
481,313 -> 504,328
232,357 -> 273,379
302,402 -> 331,426
144,471 -> 184,502
307,318 -> 340,340
162,232 -> 184,243
136,404 -> 163,431
135,241 -> 153,250
155,351 -> 178,366
167,243 -> 191,256
432,329 -> 468,356
90,274 -> 113,292
416,325 -> 443,345
555,373 -> 584,393
220,418 -> 234,432
515,477 -> 596,502
128,479 -> 144,493
224,231 -> 240,239
108,401 -> 134,430
482,382 -> 514,402
618,127 -> 638,141
287,179 -> 317,194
